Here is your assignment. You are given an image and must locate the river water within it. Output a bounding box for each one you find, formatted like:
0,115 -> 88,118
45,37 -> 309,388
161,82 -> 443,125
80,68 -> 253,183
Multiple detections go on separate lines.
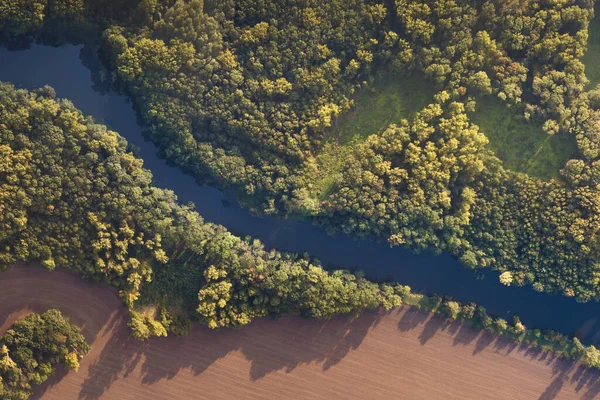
1,43 -> 599,343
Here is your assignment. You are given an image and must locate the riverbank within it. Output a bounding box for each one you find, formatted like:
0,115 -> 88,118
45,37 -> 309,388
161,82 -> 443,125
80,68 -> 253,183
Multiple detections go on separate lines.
5,42 -> 600,345
0,265 -> 596,400
3,43 -> 600,344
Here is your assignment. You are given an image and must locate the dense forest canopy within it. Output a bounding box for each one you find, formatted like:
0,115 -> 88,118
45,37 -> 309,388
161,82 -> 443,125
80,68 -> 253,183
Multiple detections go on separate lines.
0,82 -> 404,338
2,0 -> 600,302
0,310 -> 89,400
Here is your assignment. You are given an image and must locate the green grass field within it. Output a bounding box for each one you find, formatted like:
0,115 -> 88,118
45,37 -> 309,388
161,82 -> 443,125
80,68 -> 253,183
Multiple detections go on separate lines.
469,96 -> 577,180
312,73 -> 434,199
312,72 -> 575,200
583,4 -> 600,88
329,73 -> 434,144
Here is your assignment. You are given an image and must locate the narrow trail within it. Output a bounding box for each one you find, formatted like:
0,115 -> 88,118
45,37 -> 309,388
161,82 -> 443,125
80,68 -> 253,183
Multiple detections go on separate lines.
0,265 -> 598,399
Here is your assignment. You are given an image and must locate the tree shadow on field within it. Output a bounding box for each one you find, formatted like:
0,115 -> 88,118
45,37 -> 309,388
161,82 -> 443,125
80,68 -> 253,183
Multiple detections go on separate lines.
31,308 -> 128,400
452,323 -> 480,347
242,309 -> 385,379
397,308 -> 428,332
538,357 -> 578,400
76,309 -> 386,399
492,335 -> 518,355
395,307 -> 504,359
12,272 -> 599,400
540,372 -> 567,400
465,330 -> 494,355
398,308 -> 472,347
395,305 -> 600,399
78,314 -> 148,400
486,334 -> 600,399
0,266 -> 124,400
29,367 -> 70,400
520,343 -> 600,400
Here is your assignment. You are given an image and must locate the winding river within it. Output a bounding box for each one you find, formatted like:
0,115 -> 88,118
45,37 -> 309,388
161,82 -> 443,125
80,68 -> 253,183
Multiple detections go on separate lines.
1,43 -> 599,343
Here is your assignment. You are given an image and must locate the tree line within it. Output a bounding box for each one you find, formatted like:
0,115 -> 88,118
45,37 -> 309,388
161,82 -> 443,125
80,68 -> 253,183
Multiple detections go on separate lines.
403,289 -> 600,371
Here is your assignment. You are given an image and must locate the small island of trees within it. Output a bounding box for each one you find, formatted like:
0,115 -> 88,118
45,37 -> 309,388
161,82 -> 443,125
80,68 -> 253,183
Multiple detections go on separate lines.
0,310 -> 89,400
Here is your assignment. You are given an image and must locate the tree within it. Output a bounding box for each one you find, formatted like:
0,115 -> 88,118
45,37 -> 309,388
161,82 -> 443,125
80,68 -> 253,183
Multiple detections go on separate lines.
0,0 -> 46,35
494,318 -> 508,333
583,346 -> 600,368
499,271 -> 513,286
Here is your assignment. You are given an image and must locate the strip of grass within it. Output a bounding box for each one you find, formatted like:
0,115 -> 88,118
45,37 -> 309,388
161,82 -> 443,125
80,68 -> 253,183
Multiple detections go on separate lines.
329,73 -> 434,145
469,95 -> 577,181
312,73 -> 434,200
583,4 -> 600,88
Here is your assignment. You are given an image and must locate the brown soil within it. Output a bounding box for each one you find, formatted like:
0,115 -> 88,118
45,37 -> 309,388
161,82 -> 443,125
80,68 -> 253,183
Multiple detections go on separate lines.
1,265 -> 599,400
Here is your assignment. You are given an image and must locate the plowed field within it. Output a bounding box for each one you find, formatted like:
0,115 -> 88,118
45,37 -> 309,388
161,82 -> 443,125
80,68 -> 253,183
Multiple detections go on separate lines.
1,266 -> 598,399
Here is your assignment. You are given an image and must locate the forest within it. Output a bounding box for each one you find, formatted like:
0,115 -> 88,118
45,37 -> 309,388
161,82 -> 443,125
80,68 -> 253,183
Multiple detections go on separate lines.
0,82 -> 403,337
2,0 -> 599,302
1,85 -> 600,382
1,0 -> 600,322
6,80 -> 600,370
0,310 -> 89,400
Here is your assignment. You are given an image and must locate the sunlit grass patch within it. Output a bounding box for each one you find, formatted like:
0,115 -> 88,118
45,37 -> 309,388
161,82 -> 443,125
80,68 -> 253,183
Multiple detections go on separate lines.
583,4 -> 600,88
469,96 -> 577,180
312,73 -> 434,200
329,73 -> 434,145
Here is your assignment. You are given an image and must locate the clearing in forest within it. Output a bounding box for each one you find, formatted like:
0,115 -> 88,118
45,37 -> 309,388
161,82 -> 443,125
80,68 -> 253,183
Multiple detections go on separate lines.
313,73 -> 434,200
469,95 -> 577,181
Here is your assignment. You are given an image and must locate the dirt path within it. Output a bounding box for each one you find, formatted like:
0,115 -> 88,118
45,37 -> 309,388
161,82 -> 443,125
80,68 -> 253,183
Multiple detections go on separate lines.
0,266 -> 598,400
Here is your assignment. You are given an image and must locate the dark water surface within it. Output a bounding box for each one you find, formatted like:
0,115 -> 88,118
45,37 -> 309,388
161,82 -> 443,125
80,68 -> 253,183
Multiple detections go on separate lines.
1,43 -> 599,342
